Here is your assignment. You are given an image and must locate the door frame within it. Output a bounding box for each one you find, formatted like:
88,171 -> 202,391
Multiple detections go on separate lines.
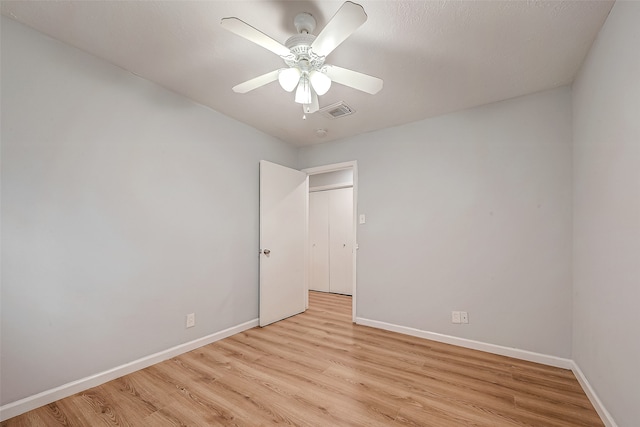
302,161 -> 358,323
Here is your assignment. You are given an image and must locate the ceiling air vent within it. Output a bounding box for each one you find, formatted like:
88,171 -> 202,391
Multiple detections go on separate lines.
319,101 -> 355,119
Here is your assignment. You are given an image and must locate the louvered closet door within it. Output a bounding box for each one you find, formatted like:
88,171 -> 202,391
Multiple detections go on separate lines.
329,187 -> 353,295
309,191 -> 330,292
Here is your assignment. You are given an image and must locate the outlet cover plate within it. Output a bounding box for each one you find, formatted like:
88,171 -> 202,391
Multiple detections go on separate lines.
186,313 -> 195,328
451,311 -> 461,324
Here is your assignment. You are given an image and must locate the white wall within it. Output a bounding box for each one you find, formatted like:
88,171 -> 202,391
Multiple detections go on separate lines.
0,17 -> 296,405
299,87 -> 573,358
572,2 -> 640,426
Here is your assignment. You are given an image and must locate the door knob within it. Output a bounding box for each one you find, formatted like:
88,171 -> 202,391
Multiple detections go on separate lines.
262,249 -> 271,255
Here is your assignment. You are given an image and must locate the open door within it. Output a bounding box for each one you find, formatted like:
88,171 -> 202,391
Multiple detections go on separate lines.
259,160 -> 308,327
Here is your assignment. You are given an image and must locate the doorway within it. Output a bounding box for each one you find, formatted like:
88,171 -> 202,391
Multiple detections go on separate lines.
303,161 -> 357,322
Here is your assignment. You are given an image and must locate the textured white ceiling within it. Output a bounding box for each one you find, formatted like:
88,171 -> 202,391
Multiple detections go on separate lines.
1,1 -> 614,146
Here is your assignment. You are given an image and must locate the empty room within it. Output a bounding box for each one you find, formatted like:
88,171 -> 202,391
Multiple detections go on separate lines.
1,1 -> 638,426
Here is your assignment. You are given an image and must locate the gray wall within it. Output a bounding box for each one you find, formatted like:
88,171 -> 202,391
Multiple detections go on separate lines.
572,2 -> 640,426
299,87 -> 573,358
1,17 -> 297,404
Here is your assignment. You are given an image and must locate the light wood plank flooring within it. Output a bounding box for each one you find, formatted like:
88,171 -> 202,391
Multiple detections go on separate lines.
3,291 -> 603,426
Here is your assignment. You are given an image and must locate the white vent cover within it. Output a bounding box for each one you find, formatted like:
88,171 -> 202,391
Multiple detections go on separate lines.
319,101 -> 355,119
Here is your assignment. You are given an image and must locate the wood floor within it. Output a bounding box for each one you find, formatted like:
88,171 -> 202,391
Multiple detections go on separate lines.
3,291 -> 603,426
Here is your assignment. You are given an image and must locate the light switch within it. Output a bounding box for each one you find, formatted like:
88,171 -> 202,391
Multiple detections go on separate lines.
359,214 -> 366,224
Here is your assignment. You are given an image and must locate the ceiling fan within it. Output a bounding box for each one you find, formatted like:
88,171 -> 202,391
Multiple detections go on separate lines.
221,1 -> 383,116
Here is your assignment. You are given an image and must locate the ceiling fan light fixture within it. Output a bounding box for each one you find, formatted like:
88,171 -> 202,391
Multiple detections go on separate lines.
309,70 -> 331,96
278,68 -> 301,92
295,75 -> 312,104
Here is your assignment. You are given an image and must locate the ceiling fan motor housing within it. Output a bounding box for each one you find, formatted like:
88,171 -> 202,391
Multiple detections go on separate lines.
283,33 -> 325,72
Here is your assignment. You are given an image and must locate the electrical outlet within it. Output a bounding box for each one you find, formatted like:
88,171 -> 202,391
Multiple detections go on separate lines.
460,311 -> 469,324
186,313 -> 195,328
451,311 -> 461,324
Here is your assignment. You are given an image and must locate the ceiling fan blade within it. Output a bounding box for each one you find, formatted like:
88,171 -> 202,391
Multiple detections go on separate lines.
304,92 -> 320,114
324,65 -> 383,94
221,17 -> 291,57
311,1 -> 367,57
232,70 -> 280,94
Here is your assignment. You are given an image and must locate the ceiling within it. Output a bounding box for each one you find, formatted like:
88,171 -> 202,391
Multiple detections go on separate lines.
1,1 -> 614,147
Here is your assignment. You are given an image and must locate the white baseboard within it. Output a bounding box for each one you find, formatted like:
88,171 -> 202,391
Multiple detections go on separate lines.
2,317 -> 617,427
571,361 -> 618,427
0,318 -> 259,422
355,317 -> 620,426
355,317 -> 573,369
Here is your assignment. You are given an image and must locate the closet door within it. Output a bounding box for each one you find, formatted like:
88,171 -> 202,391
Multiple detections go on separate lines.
309,191 -> 330,292
329,188 -> 353,295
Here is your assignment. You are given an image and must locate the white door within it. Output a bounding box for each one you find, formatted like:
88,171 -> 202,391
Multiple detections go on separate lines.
259,160 -> 308,327
329,188 -> 354,295
309,191 -> 330,292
